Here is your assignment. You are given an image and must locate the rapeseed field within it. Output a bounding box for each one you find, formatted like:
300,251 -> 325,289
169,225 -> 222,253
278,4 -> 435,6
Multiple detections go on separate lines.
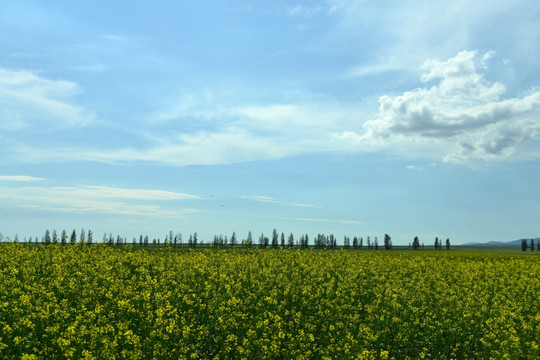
0,243 -> 538,359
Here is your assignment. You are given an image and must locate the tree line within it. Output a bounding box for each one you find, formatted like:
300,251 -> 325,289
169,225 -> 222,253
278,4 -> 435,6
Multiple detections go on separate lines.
0,230 -> 458,251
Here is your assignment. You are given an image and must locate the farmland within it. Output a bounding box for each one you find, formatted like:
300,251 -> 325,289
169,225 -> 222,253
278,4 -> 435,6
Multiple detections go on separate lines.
0,243 -> 539,359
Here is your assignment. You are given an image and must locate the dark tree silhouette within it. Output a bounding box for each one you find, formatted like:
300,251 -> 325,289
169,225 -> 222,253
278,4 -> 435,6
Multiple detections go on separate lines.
288,233 -> 294,248
247,231 -> 253,248
412,236 -> 420,250
384,234 -> 392,250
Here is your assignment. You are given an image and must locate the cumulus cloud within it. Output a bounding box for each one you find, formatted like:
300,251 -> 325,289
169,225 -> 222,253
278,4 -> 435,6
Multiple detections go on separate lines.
0,68 -> 95,129
338,50 -> 540,163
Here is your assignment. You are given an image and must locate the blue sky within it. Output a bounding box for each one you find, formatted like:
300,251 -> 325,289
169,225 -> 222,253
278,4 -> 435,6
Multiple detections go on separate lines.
1,0 -> 540,245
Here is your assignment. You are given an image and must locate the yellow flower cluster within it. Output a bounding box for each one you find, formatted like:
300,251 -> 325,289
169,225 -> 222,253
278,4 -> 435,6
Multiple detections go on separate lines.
0,243 -> 538,359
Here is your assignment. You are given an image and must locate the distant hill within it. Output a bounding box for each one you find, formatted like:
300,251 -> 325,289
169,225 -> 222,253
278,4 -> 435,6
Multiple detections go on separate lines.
462,238 -> 540,247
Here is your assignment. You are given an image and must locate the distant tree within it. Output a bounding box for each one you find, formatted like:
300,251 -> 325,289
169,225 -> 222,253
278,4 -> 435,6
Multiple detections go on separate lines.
44,230 -> 51,245
52,230 -> 58,245
87,230 -> 93,245
329,234 -> 336,249
14,234 -> 19,243
259,233 -> 265,248
117,235 -> 122,246
434,237 -> 439,250
531,238 -> 535,252
413,236 -> 420,250
374,237 -> 379,250
288,232 -> 294,248
521,239 -> 528,252
384,234 -> 392,250
344,236 -> 350,249
446,238 -> 450,250
304,234 -> 309,249
144,235 -> 149,246
281,232 -> 285,248
70,229 -> 77,245
80,229 -> 86,245
359,237 -> 363,249
231,231 -> 237,247
60,230 -> 67,246
367,236 -> 371,250
353,236 -> 358,249
246,231 -> 253,248
272,229 -> 279,249
537,239 -> 540,252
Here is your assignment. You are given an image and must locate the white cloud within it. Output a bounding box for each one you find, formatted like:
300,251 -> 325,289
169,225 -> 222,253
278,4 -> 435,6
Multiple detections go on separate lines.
283,217 -> 362,224
406,165 -> 422,170
0,67 -> 95,129
0,185 -> 200,218
0,175 -> 45,182
242,195 -> 323,208
73,64 -> 109,72
285,5 -> 323,17
337,50 -> 540,164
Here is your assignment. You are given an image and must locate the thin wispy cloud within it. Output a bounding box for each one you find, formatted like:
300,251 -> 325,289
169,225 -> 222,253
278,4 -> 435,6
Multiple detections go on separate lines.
242,196 -> 323,209
0,185 -> 201,218
0,175 -> 45,182
0,68 -> 95,129
283,217 -> 362,225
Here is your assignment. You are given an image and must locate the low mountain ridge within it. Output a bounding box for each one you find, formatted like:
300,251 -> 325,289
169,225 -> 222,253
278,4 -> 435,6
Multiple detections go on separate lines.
462,238 -> 540,247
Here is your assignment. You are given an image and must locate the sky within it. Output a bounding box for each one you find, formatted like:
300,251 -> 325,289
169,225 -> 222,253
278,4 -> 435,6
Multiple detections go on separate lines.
1,0 -> 540,245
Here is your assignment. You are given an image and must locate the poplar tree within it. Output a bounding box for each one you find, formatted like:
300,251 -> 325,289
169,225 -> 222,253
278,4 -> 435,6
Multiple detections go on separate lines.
288,233 -> 294,248
70,229 -> 77,245
413,236 -> 420,250
246,231 -> 253,248
384,234 -> 392,250
44,230 -> 51,245
272,229 -> 279,249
